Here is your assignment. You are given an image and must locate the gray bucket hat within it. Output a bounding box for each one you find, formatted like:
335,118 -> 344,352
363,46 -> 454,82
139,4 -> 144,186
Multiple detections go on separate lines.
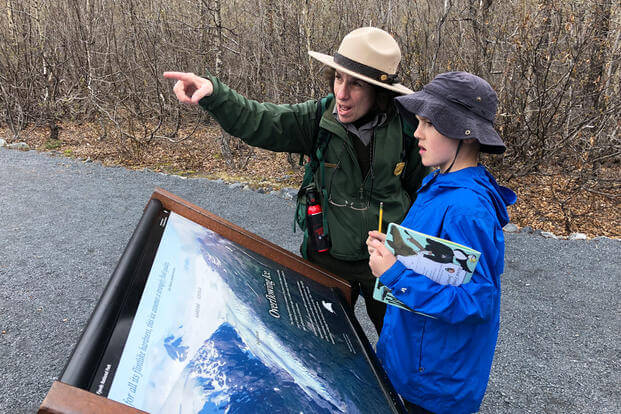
395,71 -> 506,154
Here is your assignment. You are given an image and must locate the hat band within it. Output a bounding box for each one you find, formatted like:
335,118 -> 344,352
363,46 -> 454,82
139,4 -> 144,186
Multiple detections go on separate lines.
334,53 -> 400,85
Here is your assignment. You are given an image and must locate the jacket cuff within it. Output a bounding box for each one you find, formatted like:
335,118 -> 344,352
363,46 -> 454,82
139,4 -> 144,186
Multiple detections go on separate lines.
379,259 -> 407,288
198,71 -> 222,110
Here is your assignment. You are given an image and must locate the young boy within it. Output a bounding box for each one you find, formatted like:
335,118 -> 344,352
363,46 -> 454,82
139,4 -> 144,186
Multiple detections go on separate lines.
366,71 -> 517,414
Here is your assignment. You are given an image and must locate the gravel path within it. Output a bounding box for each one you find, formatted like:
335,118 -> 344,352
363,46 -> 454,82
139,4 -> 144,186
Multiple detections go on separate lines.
0,148 -> 619,413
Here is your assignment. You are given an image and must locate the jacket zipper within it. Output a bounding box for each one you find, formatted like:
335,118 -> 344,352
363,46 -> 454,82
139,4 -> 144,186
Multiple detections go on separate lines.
362,129 -> 376,236
418,319 -> 427,373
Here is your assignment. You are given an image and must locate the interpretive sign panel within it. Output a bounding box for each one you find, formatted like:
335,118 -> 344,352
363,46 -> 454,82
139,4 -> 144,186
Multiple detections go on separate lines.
42,189 -> 404,414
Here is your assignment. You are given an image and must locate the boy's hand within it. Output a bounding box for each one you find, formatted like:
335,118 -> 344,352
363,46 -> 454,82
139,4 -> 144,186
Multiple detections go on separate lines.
163,72 -> 214,105
366,231 -> 396,277
366,230 -> 386,253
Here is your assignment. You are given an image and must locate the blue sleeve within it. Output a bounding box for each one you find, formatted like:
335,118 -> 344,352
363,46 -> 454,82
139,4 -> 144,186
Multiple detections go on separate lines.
380,211 -> 503,324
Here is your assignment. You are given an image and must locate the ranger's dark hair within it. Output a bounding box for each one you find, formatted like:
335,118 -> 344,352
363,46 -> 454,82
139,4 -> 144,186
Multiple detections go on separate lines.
323,67 -> 399,115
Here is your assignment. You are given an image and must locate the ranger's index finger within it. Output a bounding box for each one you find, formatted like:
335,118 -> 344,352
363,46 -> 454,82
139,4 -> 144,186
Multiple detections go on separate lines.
163,71 -> 194,81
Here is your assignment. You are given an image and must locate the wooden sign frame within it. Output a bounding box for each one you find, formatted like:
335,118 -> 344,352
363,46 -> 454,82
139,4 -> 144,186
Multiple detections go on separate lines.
39,188 -> 403,413
149,188 -> 354,303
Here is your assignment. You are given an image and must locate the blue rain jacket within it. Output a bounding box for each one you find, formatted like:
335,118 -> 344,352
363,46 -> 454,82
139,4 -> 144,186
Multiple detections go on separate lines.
376,165 -> 516,414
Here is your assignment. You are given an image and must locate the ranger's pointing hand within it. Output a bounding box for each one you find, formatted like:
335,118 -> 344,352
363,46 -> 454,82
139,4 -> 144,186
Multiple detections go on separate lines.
163,72 -> 214,105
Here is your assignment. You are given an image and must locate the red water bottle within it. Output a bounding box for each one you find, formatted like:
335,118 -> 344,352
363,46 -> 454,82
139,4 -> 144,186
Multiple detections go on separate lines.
306,188 -> 330,253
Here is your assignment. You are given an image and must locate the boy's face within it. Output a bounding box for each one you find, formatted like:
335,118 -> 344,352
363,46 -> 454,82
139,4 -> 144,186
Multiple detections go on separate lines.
333,70 -> 376,123
414,115 -> 461,171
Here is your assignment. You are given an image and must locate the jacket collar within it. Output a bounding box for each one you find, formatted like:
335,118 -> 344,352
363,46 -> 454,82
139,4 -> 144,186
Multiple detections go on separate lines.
332,105 -> 386,145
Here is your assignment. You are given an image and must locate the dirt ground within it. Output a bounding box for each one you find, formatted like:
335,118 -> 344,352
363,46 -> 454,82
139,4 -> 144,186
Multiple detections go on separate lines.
6,122 -> 620,238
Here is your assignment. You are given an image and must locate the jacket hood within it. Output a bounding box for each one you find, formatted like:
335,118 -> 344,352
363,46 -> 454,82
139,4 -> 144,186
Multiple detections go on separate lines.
420,165 -> 517,227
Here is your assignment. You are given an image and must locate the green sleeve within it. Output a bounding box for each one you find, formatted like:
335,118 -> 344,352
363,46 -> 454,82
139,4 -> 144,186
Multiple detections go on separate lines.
198,73 -> 318,156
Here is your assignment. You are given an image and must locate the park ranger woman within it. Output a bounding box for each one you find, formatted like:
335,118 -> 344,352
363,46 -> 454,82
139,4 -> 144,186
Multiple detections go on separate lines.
164,27 -> 428,333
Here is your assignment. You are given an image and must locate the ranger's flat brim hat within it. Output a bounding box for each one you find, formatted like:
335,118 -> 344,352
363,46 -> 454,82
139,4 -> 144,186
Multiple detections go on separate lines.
309,27 -> 413,95
395,71 -> 506,154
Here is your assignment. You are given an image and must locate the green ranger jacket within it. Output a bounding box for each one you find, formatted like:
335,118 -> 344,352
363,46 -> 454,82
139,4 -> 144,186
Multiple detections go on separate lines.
199,75 -> 428,261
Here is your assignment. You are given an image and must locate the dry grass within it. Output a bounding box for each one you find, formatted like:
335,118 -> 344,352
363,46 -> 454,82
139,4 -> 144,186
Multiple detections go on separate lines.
5,121 -> 619,238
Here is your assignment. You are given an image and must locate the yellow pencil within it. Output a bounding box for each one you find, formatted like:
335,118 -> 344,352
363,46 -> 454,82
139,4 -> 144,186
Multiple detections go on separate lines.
378,202 -> 384,233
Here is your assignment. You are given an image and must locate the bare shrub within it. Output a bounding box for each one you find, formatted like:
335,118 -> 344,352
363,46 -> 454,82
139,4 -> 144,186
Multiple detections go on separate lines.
0,0 -> 618,233
220,130 -> 255,170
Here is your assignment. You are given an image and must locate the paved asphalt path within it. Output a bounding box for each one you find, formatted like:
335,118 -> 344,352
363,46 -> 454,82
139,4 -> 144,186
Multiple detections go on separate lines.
0,148 -> 619,413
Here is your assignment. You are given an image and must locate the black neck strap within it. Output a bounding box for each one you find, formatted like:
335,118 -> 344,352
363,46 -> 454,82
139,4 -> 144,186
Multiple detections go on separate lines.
334,53 -> 400,85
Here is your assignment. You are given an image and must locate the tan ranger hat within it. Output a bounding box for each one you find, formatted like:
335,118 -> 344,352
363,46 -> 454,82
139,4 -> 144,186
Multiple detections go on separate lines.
308,27 -> 413,95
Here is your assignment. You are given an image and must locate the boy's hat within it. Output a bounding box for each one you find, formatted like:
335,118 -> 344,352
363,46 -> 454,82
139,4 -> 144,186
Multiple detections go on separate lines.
308,27 -> 413,95
395,71 -> 506,153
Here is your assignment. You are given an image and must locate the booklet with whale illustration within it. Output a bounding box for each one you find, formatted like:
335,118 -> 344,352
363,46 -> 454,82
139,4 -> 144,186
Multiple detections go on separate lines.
373,222 -> 481,314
